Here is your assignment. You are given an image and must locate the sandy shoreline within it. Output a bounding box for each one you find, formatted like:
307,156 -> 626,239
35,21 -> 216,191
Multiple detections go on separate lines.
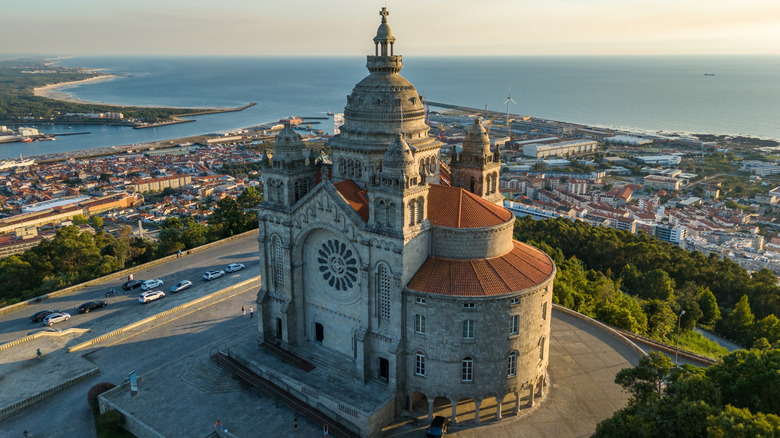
32,75 -> 127,106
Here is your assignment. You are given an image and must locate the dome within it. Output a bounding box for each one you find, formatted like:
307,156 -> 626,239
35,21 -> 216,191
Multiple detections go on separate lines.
273,123 -> 306,163
461,118 -> 492,157
380,133 -> 418,181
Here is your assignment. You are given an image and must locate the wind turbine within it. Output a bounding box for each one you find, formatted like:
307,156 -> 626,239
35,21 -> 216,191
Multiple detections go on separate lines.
504,85 -> 517,141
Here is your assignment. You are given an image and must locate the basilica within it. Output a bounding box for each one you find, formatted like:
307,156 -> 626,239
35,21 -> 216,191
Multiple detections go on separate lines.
255,8 -> 555,436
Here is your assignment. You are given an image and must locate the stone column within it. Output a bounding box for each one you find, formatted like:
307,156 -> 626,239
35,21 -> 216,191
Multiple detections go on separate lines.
528,384 -> 535,407
495,396 -> 503,420
513,391 -> 520,415
474,399 -> 481,424
428,398 -> 434,421
450,399 -> 457,425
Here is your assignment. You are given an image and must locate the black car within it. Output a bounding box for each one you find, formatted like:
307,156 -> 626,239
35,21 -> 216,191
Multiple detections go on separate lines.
30,309 -> 58,323
77,300 -> 108,314
122,279 -> 143,290
426,416 -> 449,438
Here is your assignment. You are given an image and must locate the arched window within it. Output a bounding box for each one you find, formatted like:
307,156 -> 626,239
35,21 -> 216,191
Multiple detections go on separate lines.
387,202 -> 396,227
302,180 -> 309,198
492,172 -> 498,194
294,181 -> 300,202
408,200 -> 416,226
485,174 -> 492,194
274,236 -> 284,287
470,177 -> 476,194
378,264 -> 391,322
275,181 -> 284,203
416,197 -> 424,224
339,158 -> 345,175
376,200 -> 387,226
462,357 -> 473,382
415,352 -> 426,376
507,351 -> 518,377
265,179 -> 273,202
356,161 -> 362,178
348,159 -> 354,177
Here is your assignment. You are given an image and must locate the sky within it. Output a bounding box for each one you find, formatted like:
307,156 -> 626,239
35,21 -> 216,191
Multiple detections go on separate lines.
4,0 -> 780,56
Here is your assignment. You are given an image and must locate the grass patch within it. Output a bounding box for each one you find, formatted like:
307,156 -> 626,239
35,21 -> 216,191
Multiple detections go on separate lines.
675,330 -> 729,359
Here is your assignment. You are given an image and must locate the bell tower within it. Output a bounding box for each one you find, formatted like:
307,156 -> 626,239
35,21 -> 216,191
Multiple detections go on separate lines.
450,118 -> 503,205
261,122 -> 318,208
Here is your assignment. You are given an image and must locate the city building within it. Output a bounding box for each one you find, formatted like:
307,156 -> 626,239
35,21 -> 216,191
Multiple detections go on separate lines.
522,139 -> 598,158
251,9 -> 555,436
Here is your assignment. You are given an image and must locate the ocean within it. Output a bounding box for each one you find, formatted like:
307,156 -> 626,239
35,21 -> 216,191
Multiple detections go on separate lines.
2,55 -> 779,160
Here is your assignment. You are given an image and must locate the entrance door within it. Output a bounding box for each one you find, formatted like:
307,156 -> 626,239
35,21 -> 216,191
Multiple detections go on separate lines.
315,323 -> 324,342
379,358 -> 389,383
276,318 -> 283,340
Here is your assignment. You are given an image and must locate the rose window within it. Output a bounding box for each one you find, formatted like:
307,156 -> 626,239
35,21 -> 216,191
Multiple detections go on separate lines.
317,239 -> 358,291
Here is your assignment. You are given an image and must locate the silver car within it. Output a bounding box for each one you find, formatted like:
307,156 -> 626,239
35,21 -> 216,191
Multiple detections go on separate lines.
171,280 -> 193,293
139,291 -> 165,304
42,312 -> 71,326
141,279 -> 164,291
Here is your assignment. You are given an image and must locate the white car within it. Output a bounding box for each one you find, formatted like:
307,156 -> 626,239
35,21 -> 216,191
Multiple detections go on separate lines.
203,270 -> 225,281
141,279 -> 164,291
139,291 -> 165,304
43,312 -> 71,326
171,280 -> 193,293
226,263 -> 245,273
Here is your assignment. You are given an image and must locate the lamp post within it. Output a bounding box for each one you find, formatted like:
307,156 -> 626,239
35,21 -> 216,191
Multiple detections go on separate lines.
675,310 -> 686,366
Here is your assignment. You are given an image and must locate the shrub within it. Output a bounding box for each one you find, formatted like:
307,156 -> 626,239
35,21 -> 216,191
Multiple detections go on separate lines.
87,382 -> 116,410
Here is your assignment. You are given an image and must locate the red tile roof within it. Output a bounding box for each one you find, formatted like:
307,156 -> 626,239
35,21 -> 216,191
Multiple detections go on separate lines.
333,180 -> 369,221
427,184 -> 513,228
407,240 -> 555,297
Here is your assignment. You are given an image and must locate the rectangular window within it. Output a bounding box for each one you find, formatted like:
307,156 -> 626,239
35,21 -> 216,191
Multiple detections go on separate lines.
416,297 -> 426,305
462,359 -> 473,382
542,301 -> 548,321
510,297 -> 520,305
463,302 -> 475,309
510,315 -> 519,335
507,353 -> 517,377
462,319 -> 475,339
415,314 -> 426,334
415,353 -> 426,376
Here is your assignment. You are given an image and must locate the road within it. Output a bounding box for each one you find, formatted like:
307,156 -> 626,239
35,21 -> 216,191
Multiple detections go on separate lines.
0,233 -> 260,438
0,233 -> 259,346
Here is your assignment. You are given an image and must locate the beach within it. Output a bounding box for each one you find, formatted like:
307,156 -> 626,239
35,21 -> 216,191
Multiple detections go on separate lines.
33,74 -> 122,105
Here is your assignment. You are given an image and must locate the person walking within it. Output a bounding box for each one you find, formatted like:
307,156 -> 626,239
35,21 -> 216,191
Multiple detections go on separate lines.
293,417 -> 298,432
323,423 -> 329,437
242,305 -> 246,316
36,348 -> 42,361
249,306 -> 254,318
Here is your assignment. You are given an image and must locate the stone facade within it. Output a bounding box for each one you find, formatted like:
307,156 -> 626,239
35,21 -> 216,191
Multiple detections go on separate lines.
254,8 -> 555,436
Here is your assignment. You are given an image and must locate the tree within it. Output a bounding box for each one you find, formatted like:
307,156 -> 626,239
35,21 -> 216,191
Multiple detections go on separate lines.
722,295 -> 755,346
237,186 -> 263,210
707,348 -> 780,416
89,215 -> 103,229
614,352 -> 673,404
72,214 -> 89,225
638,269 -> 676,301
642,300 -> 677,339
707,405 -> 780,438
697,287 -> 721,326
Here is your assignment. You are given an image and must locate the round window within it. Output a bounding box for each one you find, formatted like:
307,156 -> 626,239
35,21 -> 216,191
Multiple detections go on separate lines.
317,239 -> 358,291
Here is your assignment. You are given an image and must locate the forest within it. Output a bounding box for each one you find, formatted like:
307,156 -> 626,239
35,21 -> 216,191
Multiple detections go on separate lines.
0,187 -> 261,306
514,216 -> 780,355
594,350 -> 780,437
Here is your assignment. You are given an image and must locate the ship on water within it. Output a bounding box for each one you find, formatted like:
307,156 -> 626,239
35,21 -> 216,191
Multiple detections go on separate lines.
0,155 -> 35,170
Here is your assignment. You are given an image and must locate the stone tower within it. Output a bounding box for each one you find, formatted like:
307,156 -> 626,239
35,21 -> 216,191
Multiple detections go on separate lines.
450,118 -> 503,205
262,122 -> 318,208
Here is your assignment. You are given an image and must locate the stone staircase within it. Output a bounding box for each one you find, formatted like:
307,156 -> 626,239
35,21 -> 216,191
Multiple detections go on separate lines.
211,352 -> 361,438
292,342 -> 360,380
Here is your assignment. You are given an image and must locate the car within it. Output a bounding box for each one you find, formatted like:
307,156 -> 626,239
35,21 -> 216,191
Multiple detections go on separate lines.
141,279 -> 164,291
77,300 -> 108,314
203,270 -> 225,281
30,310 -> 58,323
43,312 -> 71,326
139,291 -> 165,304
122,279 -> 143,290
171,280 -> 193,293
225,263 -> 245,273
425,416 -> 450,438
